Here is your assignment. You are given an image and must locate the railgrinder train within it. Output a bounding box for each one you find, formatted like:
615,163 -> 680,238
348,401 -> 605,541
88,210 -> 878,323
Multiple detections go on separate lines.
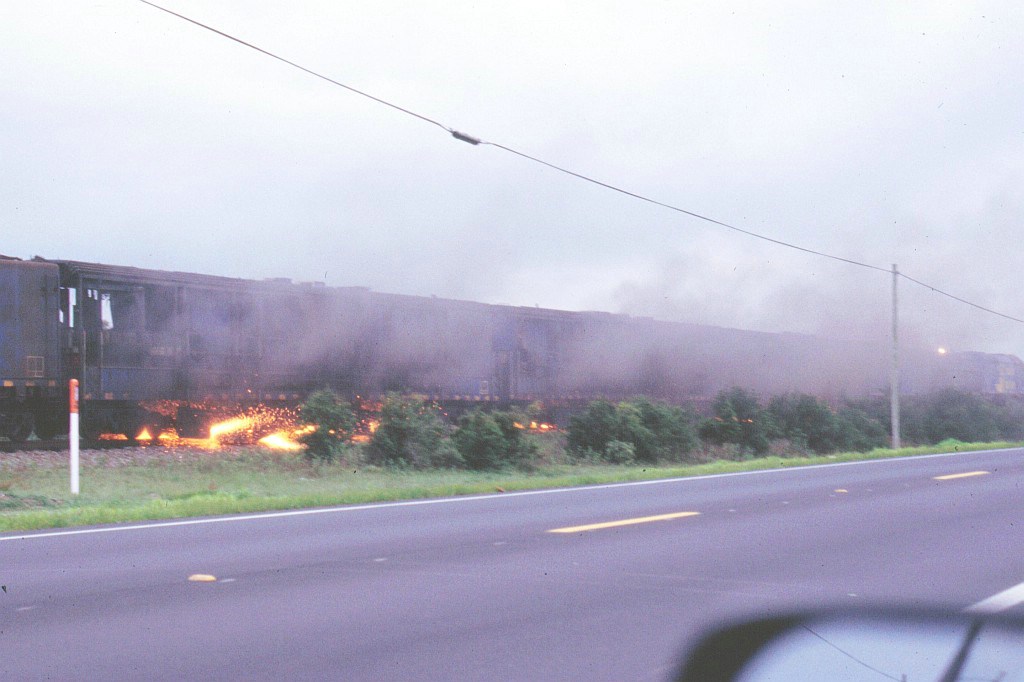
1,255 -> 1020,442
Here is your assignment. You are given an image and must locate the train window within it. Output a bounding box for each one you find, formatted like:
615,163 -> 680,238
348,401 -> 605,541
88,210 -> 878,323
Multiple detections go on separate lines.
100,293 -> 114,330
81,289 -> 104,333
229,296 -> 255,325
82,288 -> 141,331
110,288 -> 146,331
145,286 -> 176,332
60,287 -> 77,327
188,332 -> 205,360
190,290 -> 239,327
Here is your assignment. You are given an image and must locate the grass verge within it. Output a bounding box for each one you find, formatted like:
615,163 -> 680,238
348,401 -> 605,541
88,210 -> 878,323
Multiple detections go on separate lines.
1,439 -> 1018,532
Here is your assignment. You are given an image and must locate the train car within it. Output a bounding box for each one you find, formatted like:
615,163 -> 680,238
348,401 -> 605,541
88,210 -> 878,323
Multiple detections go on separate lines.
56,259 -> 268,438
3,257 -> 515,440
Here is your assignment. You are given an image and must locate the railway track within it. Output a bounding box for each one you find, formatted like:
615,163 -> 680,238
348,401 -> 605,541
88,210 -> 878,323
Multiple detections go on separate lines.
0,439 -> 145,453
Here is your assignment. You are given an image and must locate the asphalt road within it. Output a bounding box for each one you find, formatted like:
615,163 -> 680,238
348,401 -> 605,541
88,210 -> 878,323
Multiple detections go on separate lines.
3,448 -> 1024,680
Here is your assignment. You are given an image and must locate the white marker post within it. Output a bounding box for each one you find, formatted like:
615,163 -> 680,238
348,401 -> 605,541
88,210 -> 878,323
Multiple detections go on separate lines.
69,379 -> 79,495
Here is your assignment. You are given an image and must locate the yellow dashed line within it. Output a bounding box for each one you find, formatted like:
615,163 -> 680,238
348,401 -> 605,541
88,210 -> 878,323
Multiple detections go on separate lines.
548,511 -> 700,534
933,471 -> 990,481
188,574 -> 217,582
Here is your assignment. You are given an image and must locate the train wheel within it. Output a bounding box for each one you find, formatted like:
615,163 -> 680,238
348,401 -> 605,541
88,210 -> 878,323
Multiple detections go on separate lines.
2,413 -> 35,442
33,412 -> 67,440
141,423 -> 163,442
79,420 -> 102,442
121,413 -> 163,444
34,421 -> 58,440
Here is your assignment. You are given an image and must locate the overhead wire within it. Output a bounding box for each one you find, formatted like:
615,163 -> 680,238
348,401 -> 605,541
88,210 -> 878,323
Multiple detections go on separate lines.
484,141 -> 889,273
897,272 -> 1024,325
136,0 -> 1022,326
135,0 -> 451,134
136,0 -> 884,275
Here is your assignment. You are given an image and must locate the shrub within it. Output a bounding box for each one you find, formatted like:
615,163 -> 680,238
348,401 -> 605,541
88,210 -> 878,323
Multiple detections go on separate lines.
834,405 -> 888,452
699,387 -> 772,455
801,391 -> 1024,450
916,388 -> 1001,444
366,394 -> 457,468
568,397 -> 698,463
603,439 -> 636,464
766,393 -> 844,454
567,400 -> 618,455
453,411 -> 506,469
629,397 -> 699,461
297,390 -> 357,461
454,410 -> 537,470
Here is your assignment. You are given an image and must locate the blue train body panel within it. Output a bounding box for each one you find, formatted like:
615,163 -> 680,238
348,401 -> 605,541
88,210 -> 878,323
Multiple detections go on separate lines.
0,258 -> 60,390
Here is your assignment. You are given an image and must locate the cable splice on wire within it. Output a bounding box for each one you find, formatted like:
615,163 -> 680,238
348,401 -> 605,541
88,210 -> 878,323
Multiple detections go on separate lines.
137,0 -> 1024,326
451,130 -> 481,145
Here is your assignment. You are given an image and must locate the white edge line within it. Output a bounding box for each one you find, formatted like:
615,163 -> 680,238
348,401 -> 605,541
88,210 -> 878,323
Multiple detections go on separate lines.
965,581 -> 1024,614
1,447 -> 1016,542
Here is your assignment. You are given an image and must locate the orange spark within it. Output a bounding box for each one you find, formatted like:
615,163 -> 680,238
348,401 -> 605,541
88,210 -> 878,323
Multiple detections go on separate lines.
258,424 -> 315,451
258,432 -> 304,450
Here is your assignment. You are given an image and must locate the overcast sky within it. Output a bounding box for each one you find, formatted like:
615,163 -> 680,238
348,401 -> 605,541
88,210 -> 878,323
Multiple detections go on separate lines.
3,1 -> 1022,356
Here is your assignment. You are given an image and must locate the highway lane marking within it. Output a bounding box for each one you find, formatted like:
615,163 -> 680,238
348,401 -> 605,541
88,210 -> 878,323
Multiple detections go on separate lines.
933,470 -> 990,481
965,580 -> 1024,614
548,511 -> 700,533
1,447 -> 1018,543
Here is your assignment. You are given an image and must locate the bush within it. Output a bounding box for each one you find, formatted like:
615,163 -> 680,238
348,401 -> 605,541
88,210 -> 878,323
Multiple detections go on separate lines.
568,397 -> 698,463
366,394 -> 458,468
453,410 -> 537,470
567,400 -> 618,455
762,393 -> 890,455
629,397 -> 699,461
834,405 -> 888,452
699,387 -> 772,455
766,393 -> 844,454
912,388 -> 1001,445
816,391 -> 1024,450
297,390 -> 357,461
603,439 -> 636,464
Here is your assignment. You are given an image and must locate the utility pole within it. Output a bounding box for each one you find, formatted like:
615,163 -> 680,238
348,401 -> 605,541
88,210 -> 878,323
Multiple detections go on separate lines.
890,264 -> 901,449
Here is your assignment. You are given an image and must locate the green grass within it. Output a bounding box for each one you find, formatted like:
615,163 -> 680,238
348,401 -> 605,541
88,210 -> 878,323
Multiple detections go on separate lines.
0,439 -> 1018,532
